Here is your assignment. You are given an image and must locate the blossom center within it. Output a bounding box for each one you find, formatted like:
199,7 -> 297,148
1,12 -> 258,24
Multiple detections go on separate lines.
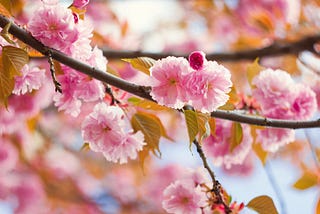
181,196 -> 190,204
169,78 -> 177,85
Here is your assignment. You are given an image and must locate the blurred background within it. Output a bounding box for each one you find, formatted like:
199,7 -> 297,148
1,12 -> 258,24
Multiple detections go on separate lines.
1,0 -> 320,213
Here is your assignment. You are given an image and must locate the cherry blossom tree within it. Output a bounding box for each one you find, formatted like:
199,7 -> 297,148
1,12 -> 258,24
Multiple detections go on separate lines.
0,0 -> 320,213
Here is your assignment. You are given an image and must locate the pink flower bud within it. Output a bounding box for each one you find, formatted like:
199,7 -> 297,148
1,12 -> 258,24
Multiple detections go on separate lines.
188,51 -> 206,71
73,0 -> 89,8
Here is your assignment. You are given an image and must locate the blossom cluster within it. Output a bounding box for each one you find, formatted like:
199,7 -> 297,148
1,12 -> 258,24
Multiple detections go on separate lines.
203,119 -> 253,169
81,102 -> 145,164
252,68 -> 317,152
149,51 -> 232,113
162,168 -> 244,213
28,0 -> 106,117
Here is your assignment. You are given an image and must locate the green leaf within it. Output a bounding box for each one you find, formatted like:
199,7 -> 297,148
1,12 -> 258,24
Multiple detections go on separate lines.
0,56 -> 13,106
229,122 -> 243,152
184,110 -> 199,146
2,46 -> 29,77
131,112 -> 164,155
122,57 -> 156,75
247,58 -> 264,88
246,195 -> 279,214
293,171 -> 318,190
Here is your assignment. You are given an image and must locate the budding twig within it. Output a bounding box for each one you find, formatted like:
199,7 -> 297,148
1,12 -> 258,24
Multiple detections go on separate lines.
46,50 -> 62,93
193,139 -> 231,213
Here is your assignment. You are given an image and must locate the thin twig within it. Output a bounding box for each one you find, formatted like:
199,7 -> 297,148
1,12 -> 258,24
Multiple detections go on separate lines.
193,139 -> 231,213
100,34 -> 320,61
46,50 -> 62,93
264,161 -> 287,214
104,84 -> 120,105
0,15 -> 319,129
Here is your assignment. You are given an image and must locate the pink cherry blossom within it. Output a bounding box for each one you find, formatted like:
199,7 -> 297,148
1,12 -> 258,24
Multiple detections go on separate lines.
0,139 -> 18,174
256,128 -> 295,152
53,71 -> 82,117
150,56 -> 191,109
162,180 -> 207,214
252,68 -> 294,119
202,119 -> 253,169
70,19 -> 93,59
28,3 -> 79,53
73,0 -> 90,8
13,64 -> 45,95
253,68 -> 317,120
183,60 -> 232,113
81,103 -> 145,164
141,164 -> 184,210
290,84 -> 317,120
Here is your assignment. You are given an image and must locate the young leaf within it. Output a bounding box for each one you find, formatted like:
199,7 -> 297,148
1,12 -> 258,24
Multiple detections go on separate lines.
247,58 -> 264,88
122,57 -> 156,75
251,125 -> 268,165
196,112 -> 210,143
316,197 -> 320,214
138,148 -> 150,172
293,171 -> 318,190
246,195 -> 279,214
131,112 -> 164,155
208,117 -> 216,136
184,110 -> 199,146
128,97 -> 169,111
2,45 -> 29,77
252,142 -> 268,165
0,56 -> 13,106
229,122 -> 243,152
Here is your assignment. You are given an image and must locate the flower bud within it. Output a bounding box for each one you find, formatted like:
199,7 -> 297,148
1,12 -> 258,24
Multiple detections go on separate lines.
73,0 -> 89,8
188,51 -> 206,71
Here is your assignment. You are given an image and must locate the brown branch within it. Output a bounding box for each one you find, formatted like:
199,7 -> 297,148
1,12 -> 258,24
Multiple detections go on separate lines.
102,35 -> 320,61
0,15 -> 319,129
193,139 -> 231,213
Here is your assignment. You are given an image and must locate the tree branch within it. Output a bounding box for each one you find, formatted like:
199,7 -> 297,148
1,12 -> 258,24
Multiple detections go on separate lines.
102,35 -> 320,61
0,15 -> 319,129
193,139 -> 231,213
